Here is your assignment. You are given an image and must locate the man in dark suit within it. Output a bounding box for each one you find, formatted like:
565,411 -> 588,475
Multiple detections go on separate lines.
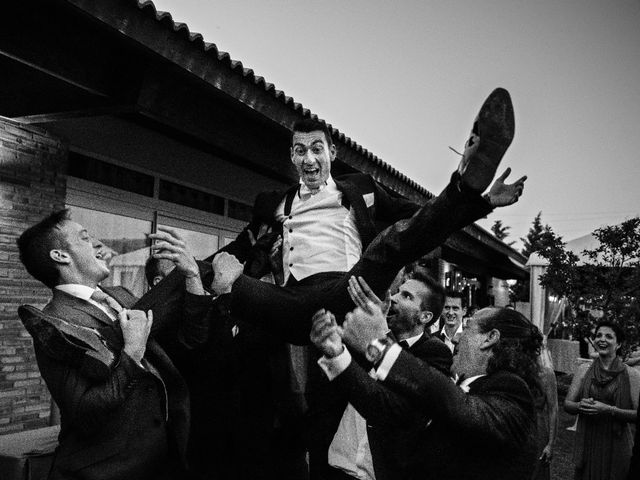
198,88 -> 524,479
17,213 -> 211,480
313,304 -> 542,480
210,88 -> 526,345
145,254 -> 291,480
314,272 -> 451,480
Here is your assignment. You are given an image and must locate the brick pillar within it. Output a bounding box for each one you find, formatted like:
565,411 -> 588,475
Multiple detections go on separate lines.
0,116 -> 67,434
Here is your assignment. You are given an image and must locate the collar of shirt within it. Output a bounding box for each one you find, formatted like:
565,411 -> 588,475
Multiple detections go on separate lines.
56,284 -> 117,321
441,322 -> 464,341
298,175 -> 336,199
401,332 -> 424,348
55,284 -> 97,301
459,374 -> 486,393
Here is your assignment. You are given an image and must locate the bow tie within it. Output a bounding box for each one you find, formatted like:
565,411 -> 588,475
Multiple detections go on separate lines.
299,182 -> 326,200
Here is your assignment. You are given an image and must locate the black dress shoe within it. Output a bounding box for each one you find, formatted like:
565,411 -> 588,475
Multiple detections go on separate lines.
457,87 -> 515,193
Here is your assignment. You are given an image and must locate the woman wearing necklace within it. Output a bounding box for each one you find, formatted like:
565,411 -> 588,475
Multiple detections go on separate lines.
565,320 -> 640,480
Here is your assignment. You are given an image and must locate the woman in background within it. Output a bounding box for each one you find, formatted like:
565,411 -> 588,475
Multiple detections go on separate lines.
565,320 -> 640,480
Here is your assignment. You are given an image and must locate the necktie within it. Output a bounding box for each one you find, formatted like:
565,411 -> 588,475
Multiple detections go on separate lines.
399,340 -> 409,349
90,289 -> 123,320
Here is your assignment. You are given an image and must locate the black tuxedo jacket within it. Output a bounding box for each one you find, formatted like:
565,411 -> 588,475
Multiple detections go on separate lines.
36,286 -> 208,480
332,334 -> 452,480
382,351 -> 537,480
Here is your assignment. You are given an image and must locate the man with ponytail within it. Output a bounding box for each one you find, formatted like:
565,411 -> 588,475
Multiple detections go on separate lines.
312,305 -> 543,480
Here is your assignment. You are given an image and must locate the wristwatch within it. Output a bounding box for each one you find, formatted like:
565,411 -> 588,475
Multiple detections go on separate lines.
365,336 -> 395,366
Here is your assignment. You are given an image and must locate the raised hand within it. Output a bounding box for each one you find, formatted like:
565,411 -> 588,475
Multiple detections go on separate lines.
347,276 -> 389,316
485,167 -> 527,207
310,309 -> 344,358
342,303 -> 389,355
211,252 -> 243,295
120,309 -> 153,363
149,226 -> 199,278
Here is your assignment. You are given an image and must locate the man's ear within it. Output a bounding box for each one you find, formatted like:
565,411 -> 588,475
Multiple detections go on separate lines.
480,329 -> 501,351
152,276 -> 163,287
330,144 -> 336,162
49,249 -> 70,265
419,311 -> 433,327
290,147 -> 295,163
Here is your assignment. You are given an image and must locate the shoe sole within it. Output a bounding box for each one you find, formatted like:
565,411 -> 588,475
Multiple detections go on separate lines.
460,88 -> 515,192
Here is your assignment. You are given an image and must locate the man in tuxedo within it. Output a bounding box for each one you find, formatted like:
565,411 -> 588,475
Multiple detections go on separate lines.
201,88 -> 525,479
313,303 -> 542,480
145,254 -> 292,480
314,272 -> 451,480
439,293 -> 466,352
17,212 -> 211,480
211,88 -> 527,346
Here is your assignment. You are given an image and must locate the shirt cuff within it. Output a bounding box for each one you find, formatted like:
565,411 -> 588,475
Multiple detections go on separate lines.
317,347 -> 351,381
375,343 -> 402,381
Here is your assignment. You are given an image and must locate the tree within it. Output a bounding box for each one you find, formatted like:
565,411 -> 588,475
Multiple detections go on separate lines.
491,219 -> 515,246
510,212 -> 560,302
538,217 -> 640,351
520,212 -> 560,258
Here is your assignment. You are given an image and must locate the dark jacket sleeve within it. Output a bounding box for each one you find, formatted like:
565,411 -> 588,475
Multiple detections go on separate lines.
334,359 -> 424,428
333,339 -> 452,428
175,292 -> 212,349
383,351 -> 534,447
34,342 -> 148,437
371,179 -> 422,225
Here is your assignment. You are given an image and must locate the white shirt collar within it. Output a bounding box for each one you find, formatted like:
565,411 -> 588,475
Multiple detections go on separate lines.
459,374 -> 486,393
299,175 -> 336,197
55,284 -> 97,301
441,321 -> 464,341
401,332 -> 424,348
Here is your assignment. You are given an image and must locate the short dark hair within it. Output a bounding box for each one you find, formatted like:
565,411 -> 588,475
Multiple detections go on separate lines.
477,307 -> 543,391
291,118 -> 333,147
444,291 -> 467,310
144,256 -> 161,287
408,270 -> 445,325
595,320 -> 625,345
17,209 -> 71,288
144,256 -> 175,287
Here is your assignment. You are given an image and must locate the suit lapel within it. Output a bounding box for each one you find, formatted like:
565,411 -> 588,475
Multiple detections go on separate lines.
334,178 -> 377,246
283,184 -> 300,216
52,289 -> 115,328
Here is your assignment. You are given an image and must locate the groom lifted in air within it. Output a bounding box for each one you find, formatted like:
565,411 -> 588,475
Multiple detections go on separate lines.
143,87 -> 526,344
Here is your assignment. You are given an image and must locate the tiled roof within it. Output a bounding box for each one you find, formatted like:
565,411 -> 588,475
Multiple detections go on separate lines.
133,0 -> 432,198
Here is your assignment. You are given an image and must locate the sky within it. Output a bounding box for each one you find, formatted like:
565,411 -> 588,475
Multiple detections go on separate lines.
151,0 -> 640,250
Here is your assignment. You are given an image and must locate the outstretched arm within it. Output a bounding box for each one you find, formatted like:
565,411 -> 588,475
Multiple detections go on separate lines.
148,226 -> 210,348
484,168 -> 527,207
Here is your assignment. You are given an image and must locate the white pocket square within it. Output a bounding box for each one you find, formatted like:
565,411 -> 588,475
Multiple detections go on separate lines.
363,192 -> 374,208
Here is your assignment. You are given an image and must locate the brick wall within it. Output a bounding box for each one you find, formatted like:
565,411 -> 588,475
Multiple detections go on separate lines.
0,117 -> 67,434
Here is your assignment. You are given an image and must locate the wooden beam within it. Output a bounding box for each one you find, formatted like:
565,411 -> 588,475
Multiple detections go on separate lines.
13,105 -> 137,124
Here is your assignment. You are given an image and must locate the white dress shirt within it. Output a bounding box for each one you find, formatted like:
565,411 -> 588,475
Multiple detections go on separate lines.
440,322 -> 464,353
275,176 -> 362,283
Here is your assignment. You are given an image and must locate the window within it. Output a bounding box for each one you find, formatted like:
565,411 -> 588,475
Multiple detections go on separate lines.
71,207 -> 153,297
